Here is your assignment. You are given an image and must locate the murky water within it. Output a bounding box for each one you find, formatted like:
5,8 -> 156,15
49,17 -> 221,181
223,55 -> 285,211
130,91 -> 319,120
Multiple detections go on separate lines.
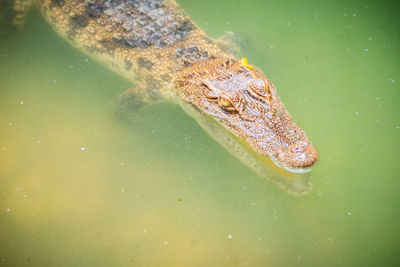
0,0 -> 399,266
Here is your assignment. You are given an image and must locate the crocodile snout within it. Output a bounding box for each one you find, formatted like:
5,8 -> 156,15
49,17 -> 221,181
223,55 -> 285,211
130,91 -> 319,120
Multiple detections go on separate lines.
277,142 -> 318,168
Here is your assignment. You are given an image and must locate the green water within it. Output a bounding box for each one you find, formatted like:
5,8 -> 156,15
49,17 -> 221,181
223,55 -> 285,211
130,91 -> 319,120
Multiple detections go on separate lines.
0,0 -> 399,266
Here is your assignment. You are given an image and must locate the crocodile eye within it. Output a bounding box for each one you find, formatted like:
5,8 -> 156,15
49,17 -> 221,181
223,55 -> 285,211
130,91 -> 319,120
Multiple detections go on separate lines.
219,97 -> 232,107
247,79 -> 270,102
218,96 -> 238,113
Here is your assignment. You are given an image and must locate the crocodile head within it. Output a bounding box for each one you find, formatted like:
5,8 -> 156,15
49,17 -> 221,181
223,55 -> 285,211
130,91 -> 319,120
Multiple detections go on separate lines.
176,58 -> 318,170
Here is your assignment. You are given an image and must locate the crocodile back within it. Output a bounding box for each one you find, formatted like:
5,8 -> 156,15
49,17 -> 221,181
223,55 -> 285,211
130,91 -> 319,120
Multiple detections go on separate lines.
43,0 -> 195,48
38,0 -> 227,97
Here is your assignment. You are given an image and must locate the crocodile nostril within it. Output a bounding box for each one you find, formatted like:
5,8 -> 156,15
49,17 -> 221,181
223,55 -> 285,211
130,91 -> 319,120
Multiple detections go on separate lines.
290,143 -> 307,153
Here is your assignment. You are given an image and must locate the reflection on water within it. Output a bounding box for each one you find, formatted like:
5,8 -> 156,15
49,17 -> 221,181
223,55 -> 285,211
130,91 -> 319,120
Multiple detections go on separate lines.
179,99 -> 313,195
1,0 -> 399,266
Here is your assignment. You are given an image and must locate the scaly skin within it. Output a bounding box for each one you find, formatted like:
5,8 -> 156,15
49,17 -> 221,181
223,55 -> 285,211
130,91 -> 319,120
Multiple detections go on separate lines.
177,58 -> 318,168
8,0 -> 318,171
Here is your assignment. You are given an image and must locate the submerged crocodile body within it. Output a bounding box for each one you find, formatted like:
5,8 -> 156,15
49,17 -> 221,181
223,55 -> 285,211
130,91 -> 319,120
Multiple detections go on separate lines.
3,0 -> 318,194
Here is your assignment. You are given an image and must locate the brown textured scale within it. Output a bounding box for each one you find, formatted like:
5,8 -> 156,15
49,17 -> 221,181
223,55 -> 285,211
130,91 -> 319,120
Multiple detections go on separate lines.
176,59 -> 318,168
42,0 -> 194,48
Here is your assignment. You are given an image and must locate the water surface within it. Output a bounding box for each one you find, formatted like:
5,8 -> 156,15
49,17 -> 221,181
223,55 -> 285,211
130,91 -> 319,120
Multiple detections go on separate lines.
0,0 -> 399,266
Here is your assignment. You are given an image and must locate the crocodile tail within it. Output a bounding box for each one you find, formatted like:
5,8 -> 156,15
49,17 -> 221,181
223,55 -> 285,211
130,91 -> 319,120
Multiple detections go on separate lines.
0,0 -> 33,36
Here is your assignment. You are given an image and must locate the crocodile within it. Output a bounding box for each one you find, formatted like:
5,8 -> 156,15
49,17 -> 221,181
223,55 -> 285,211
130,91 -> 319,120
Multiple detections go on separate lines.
1,0 -> 318,194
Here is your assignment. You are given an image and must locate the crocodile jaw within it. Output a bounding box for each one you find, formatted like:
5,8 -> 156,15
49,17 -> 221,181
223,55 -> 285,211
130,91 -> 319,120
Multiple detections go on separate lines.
215,114 -> 318,170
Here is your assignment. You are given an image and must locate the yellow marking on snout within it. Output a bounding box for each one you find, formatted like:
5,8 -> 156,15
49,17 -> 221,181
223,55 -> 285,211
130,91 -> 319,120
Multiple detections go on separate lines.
240,58 -> 253,69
